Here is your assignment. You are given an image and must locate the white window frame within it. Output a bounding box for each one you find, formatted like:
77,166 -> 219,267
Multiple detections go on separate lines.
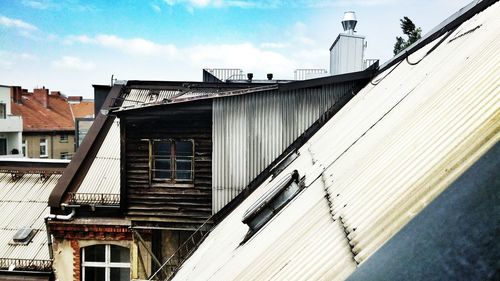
39,138 -> 48,158
81,245 -> 130,281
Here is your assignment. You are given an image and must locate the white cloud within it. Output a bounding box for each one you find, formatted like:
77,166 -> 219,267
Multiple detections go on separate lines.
162,0 -> 279,9
0,16 -> 38,31
260,42 -> 289,49
151,3 -> 162,12
52,56 -> 95,71
65,34 -> 178,57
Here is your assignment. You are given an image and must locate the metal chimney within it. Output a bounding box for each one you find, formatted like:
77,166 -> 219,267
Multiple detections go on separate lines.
342,11 -> 357,35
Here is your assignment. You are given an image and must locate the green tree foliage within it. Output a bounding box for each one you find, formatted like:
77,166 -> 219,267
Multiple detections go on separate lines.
393,17 -> 422,55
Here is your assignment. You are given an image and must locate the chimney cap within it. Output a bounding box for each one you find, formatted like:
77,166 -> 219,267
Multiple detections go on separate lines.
341,11 -> 357,34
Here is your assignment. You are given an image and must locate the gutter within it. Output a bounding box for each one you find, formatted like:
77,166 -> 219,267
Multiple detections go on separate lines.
44,208 -> 75,260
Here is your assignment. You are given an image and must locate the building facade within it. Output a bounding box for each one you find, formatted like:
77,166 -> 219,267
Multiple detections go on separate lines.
0,85 -> 22,157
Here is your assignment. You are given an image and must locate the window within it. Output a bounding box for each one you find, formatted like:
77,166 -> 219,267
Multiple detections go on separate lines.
0,139 -> 6,155
60,152 -> 69,159
152,139 -> 194,182
60,134 -> 68,143
0,103 -> 5,119
82,245 -> 130,281
22,140 -> 27,157
39,138 -> 48,157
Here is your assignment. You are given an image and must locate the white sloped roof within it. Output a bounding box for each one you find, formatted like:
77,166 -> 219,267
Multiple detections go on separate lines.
172,2 -> 500,280
0,173 -> 60,269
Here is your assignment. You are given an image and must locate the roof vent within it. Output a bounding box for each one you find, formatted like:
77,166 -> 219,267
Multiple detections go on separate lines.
247,73 -> 253,81
11,227 -> 36,245
342,11 -> 357,35
241,170 -> 302,242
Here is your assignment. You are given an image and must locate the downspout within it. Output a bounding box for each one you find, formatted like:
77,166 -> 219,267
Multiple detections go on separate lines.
44,208 -> 76,260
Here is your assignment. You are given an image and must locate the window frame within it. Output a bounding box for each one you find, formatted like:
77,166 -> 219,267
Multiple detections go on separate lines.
39,138 -> 48,158
0,103 -> 6,119
60,151 -> 69,159
150,139 -> 194,183
81,244 -> 130,281
59,134 -> 68,143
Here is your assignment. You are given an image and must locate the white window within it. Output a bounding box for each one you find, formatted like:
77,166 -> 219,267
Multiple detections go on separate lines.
39,138 -> 48,158
81,245 -> 130,281
60,152 -> 69,159
22,140 -> 27,157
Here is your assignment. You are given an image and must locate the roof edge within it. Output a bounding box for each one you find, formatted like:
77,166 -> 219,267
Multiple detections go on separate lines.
48,85 -> 124,208
279,62 -> 378,92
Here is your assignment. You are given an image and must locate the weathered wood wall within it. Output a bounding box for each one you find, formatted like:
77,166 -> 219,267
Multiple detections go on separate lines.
122,101 -> 212,228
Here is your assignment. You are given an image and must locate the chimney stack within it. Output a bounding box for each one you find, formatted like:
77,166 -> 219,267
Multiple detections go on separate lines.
33,87 -> 49,108
11,86 -> 23,104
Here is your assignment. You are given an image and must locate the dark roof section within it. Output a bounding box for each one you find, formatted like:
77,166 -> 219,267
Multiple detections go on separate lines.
346,141 -> 500,281
279,62 -> 378,91
48,85 -> 123,209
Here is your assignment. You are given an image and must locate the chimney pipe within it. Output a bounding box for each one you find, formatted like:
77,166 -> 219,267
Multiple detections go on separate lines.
247,73 -> 253,81
342,11 -> 357,35
267,73 -> 273,80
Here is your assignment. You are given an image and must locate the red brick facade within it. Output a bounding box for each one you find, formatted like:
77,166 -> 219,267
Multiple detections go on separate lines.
51,222 -> 132,281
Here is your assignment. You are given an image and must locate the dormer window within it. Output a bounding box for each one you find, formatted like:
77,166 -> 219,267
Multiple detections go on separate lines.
151,139 -> 194,182
241,170 -> 302,243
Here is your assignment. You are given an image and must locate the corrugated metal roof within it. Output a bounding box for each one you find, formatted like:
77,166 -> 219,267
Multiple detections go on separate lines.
172,3 -> 500,280
212,82 -> 355,213
0,172 -> 60,269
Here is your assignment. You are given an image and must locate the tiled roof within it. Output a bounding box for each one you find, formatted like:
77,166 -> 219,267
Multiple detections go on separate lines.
70,101 -> 94,119
11,92 -> 74,132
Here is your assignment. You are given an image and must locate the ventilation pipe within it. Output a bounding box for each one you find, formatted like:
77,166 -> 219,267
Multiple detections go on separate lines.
342,11 -> 357,35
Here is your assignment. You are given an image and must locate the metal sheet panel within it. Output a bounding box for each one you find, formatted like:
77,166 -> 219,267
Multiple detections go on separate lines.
212,82 -> 354,213
0,172 -> 59,268
174,3 -> 500,280
330,34 -> 365,75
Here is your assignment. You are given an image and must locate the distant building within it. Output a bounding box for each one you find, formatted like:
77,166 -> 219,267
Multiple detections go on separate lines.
0,85 -> 22,157
10,87 -> 93,159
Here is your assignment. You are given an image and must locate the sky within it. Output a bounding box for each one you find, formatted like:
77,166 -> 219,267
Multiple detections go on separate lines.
0,0 -> 472,98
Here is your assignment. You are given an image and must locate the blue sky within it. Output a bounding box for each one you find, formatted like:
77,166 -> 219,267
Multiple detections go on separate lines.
0,0 -> 471,97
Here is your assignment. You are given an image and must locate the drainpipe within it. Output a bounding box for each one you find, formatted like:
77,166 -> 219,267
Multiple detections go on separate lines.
44,208 -> 76,260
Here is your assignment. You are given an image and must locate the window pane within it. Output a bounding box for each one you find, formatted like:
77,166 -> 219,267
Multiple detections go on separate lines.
154,141 -> 171,156
110,245 -> 130,263
84,245 -> 105,262
84,267 -> 105,281
176,158 -> 192,180
176,141 -> 193,156
110,268 -> 130,281
154,159 -> 171,179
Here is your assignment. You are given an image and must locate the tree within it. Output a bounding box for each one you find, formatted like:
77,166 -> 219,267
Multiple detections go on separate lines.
393,17 -> 422,55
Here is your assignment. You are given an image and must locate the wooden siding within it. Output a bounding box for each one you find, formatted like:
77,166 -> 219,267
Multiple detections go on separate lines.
122,101 -> 212,227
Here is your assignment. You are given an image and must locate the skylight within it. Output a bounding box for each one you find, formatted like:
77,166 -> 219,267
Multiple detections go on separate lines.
241,170 -> 302,243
